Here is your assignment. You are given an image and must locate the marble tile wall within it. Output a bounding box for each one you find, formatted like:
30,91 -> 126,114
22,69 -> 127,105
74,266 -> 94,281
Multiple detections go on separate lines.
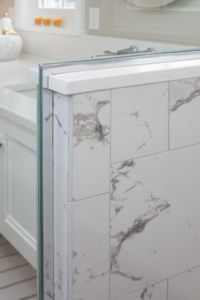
44,77 -> 200,300
111,83 -> 169,162
110,145 -> 200,299
110,79 -> 200,300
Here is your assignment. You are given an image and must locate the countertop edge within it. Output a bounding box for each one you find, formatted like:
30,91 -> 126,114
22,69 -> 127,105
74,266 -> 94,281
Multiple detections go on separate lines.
47,56 -> 200,95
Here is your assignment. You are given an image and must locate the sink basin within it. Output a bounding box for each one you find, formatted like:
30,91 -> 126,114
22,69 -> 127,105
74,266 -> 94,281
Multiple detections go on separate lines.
0,83 -> 37,130
0,35 -> 23,61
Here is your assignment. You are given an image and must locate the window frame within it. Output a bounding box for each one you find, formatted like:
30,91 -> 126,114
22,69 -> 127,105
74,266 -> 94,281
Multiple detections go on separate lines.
39,0 -> 75,10
14,0 -> 84,36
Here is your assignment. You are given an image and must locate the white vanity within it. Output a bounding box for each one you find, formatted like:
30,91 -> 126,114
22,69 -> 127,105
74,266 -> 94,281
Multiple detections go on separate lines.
0,83 -> 37,268
0,55 -> 40,268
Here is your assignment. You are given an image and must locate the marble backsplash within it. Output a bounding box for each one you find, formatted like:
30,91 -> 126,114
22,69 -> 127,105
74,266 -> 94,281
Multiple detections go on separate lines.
43,77 -> 200,300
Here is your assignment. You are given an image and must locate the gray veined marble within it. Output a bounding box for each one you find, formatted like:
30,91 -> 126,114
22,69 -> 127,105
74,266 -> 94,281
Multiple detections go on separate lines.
170,78 -> 200,149
111,160 -> 170,298
110,144 -> 200,300
45,112 -> 68,136
170,78 -> 200,112
53,93 -> 70,171
73,91 -> 110,200
74,95 -> 110,148
111,83 -> 168,162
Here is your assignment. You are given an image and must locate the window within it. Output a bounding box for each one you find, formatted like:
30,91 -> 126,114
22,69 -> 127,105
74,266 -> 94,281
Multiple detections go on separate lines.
14,0 -> 83,35
39,0 -> 75,9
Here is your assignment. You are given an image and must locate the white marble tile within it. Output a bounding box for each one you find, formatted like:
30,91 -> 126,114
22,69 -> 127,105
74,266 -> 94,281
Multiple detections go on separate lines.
168,267 -> 200,300
43,160 -> 54,299
120,281 -> 167,300
111,83 -> 168,163
111,144 -> 200,300
170,78 -> 200,149
73,91 -> 110,200
54,165 -> 68,300
43,89 -> 53,163
43,160 -> 69,300
70,194 -> 110,300
53,93 -> 70,170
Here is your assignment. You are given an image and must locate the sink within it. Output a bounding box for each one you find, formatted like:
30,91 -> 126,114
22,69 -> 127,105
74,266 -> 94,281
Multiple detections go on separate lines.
0,35 -> 23,61
0,83 -> 37,129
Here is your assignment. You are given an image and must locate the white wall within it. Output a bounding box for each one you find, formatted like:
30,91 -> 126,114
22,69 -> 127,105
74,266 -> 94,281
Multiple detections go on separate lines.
0,0 -> 194,60
86,0 -> 200,46
17,30 -> 187,60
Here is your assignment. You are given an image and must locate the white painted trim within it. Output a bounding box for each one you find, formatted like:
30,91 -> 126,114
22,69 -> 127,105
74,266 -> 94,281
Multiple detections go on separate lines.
2,136 -> 37,267
5,215 -> 36,251
14,0 -> 84,35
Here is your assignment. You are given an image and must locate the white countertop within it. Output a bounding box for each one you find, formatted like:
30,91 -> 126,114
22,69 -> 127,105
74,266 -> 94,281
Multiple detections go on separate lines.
0,54 -> 49,131
45,52 -> 200,95
0,84 -> 37,132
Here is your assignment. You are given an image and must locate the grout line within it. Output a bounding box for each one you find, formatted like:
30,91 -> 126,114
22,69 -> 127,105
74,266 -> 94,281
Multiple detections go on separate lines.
111,141 -> 200,166
113,263 -> 200,300
169,141 -> 200,152
167,263 -> 200,280
70,192 -> 109,203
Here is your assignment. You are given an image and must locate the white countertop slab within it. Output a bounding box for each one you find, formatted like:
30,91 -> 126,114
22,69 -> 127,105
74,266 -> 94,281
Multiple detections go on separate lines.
47,53 -> 200,95
0,54 -> 49,131
0,84 -> 37,132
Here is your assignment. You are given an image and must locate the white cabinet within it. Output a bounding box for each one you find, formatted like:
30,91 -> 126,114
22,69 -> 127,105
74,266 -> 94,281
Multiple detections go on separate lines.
0,115 -> 37,268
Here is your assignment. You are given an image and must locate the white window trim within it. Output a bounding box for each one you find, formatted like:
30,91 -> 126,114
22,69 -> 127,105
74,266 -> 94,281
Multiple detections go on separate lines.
38,0 -> 76,10
14,0 -> 84,36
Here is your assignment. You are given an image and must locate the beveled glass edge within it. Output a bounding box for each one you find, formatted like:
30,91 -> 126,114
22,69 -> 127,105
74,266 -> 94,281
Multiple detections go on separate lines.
39,49 -> 200,71
37,65 -> 44,300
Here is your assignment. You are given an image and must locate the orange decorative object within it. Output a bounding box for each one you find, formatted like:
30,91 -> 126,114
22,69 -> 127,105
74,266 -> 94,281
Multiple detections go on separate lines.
34,17 -> 42,26
53,18 -> 62,27
42,18 -> 51,26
